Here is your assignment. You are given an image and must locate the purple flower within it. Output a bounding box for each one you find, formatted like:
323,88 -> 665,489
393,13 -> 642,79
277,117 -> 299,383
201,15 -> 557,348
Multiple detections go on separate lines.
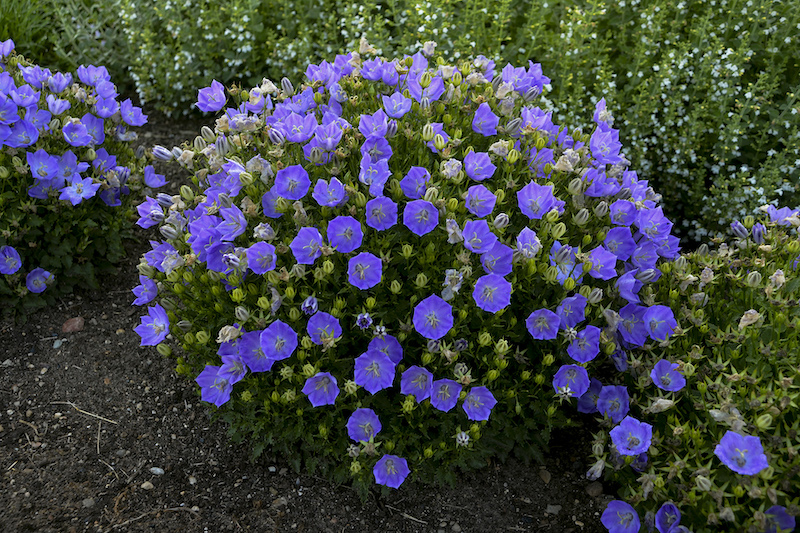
590,127 -> 623,165
577,378 -> 603,414
81,113 -> 105,144
197,80 -> 227,112
59,176 -> 100,205
358,109 -> 388,139
382,92 -> 412,118
430,379 -> 462,412
400,167 -> 430,199
347,408 -> 382,442
610,416 -> 653,456
587,245 -> 618,281
132,275 -> 158,306
0,38 -> 14,58
144,165 -> 167,188
361,136 -> 393,162
464,151 -> 497,181
462,386 -> 498,421
0,245 -> 22,275
328,215 -> 363,253
62,120 -> 92,147
120,99 -> 147,126
601,501 -> 640,533
752,222 -> 766,244
413,295 -> 453,340
404,200 -> 439,236
0,94 -> 20,125
302,372 -> 339,407
553,364 -> 590,397
290,227 -> 324,265
465,184 -> 497,218
655,503 -> 681,533
135,197 -> 163,229
365,197 -> 398,230
359,157 -> 391,196
481,242 -> 513,276
650,359 -> 686,392
472,274 -> 512,313
301,296 -> 318,315
373,454 -> 410,489
134,303 -> 170,346
400,365 -> 433,401
77,64 -> 109,86
764,506 -> 795,533
307,311 -> 342,345
462,219 -> 497,255
236,330 -> 273,373
247,242 -> 277,274
274,164 -> 310,200
312,177 -> 346,207
472,102 -> 499,136
195,365 -> 234,407
369,335 -> 403,364
348,252 -> 382,290
609,200 -> 637,226
618,304 -> 648,347
261,189 -> 283,219
517,181 -> 558,219
27,148 -> 59,181
94,97 -> 118,118
354,350 -> 396,394
260,320 -> 297,361
597,386 -> 630,423
615,269 -> 643,304
567,326 -> 601,363
643,305 -> 677,342
516,227 -> 541,258
714,431 -> 769,475
526,309 -> 560,340
556,294 -> 587,330
356,312 -> 373,330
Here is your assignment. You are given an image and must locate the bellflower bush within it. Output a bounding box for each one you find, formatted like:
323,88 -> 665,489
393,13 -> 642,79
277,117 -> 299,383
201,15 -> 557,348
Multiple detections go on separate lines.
0,40 -> 158,317
581,211 -> 800,532
134,44 -> 683,495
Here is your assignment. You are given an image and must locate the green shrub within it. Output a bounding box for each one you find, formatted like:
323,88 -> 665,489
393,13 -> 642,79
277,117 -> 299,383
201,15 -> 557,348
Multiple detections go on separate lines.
132,46 -> 684,497
581,212 -> 800,532
0,42 -> 159,318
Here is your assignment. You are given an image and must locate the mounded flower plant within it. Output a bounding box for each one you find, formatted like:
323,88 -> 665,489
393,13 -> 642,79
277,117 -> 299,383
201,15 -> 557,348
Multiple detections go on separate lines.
134,42 -> 682,497
0,38 -> 161,317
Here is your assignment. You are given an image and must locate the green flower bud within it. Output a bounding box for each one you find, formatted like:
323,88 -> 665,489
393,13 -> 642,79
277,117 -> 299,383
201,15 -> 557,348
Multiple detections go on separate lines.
301,336 -> 314,349
487,369 -> 500,381
507,149 -> 520,164
402,395 -> 417,413
0,166 -> 9,179
755,413 -> 773,430
355,191 -> 367,207
288,307 -> 301,321
787,240 -> 800,254
281,389 -> 296,403
423,187 -> 440,203
322,260 -> 334,275
156,343 -> 172,357
365,297 -> 376,310
478,332 -> 492,346
433,134 -> 446,151
495,338 -> 510,355
422,351 -> 434,365
302,363 -> 316,377
234,306 -> 250,323
137,262 -> 155,278
695,475 -> 712,492
545,209 -> 561,223
334,297 -> 346,309
230,288 -> 245,302
423,447 -> 434,459
563,277 -> 576,291
446,197 -> 459,212
422,123 -> 435,142
550,222 -> 566,240
746,271 -> 762,287
544,265 -> 559,283
350,460 -> 362,474
401,244 -> 414,259
415,272 -> 429,288
389,280 -> 402,294
257,296 -> 271,309
542,354 -> 554,366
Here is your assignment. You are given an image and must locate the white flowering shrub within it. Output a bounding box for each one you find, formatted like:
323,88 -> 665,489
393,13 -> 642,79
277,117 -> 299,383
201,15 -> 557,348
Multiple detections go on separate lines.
132,46 -> 685,497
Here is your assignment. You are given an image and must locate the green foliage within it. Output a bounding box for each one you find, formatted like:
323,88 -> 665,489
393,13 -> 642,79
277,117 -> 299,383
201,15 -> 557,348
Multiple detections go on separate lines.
2,0 -> 131,89
135,49 -> 677,494
120,0 -> 800,241
585,215 -> 800,532
0,49 -> 151,319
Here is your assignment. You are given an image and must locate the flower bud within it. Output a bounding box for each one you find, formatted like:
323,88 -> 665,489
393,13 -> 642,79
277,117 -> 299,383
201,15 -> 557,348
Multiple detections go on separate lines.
493,213 -> 509,229
756,413 -> 773,430
478,332 -> 492,346
152,145 -> 173,161
433,133 -> 446,151
422,123 -> 435,142
301,336 -> 314,349
787,240 -> 800,254
156,343 -> 172,357
695,475 -> 712,492
544,265 -> 559,283
423,187 -> 440,203
355,191 -> 367,208
159,224 -> 180,240
215,135 -> 230,156
281,77 -> 294,96
550,222 -> 566,240
195,330 -> 210,344
535,137 -> 547,150
268,128 -> 285,145
179,185 -> 195,202
235,306 -> 250,323
593,201 -> 609,218
257,296 -> 271,309
495,338 -> 510,355
523,86 -> 539,102
0,166 -> 8,179
746,271 -> 762,287
545,209 -> 561,223
193,135 -> 207,152
137,262 -> 155,277
386,120 -> 397,138
487,369 -> 500,381
588,287 -> 603,304
573,208 -> 590,226
415,273 -> 429,288
365,297 -> 376,310
507,149 -> 520,164
730,219 -> 749,239
239,171 -> 254,186
563,277 -> 576,291
534,373 -> 545,385
288,307 -> 301,321
542,354 -> 554,366
505,118 -> 521,134
635,269 -> 658,283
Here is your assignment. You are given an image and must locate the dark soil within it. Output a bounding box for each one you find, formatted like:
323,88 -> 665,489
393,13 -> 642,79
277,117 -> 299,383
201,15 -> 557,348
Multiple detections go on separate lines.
0,115 -> 611,533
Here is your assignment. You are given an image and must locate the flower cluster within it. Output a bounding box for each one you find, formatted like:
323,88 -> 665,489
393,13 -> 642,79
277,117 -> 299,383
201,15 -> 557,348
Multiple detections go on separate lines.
135,43 -> 687,495
0,39 -> 157,314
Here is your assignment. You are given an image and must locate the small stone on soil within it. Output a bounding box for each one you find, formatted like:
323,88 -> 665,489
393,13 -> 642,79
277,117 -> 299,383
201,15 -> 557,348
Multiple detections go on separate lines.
82,498 -> 95,508
140,481 -> 154,490
538,469 -> 552,484
585,481 -> 603,498
150,467 -> 165,475
62,317 -> 85,333
546,504 -> 562,515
